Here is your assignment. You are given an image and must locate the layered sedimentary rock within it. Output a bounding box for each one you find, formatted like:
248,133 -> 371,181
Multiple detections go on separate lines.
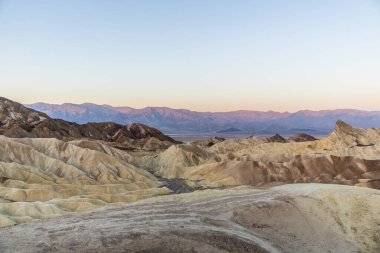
0,184 -> 378,253
0,136 -> 170,227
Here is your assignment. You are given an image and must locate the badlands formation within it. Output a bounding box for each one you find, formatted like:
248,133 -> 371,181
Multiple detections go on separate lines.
144,120 -> 380,189
0,97 -> 379,252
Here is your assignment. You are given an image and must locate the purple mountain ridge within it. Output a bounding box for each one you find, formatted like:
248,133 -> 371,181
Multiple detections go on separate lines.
27,102 -> 380,135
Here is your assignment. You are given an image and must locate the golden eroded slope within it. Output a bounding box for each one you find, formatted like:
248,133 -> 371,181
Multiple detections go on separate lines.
0,136 -> 170,227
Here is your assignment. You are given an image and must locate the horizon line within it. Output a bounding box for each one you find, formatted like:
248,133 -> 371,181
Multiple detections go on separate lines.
25,100 -> 380,114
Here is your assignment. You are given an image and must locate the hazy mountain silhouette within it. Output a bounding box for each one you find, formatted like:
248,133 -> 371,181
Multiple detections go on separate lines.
28,103 -> 380,135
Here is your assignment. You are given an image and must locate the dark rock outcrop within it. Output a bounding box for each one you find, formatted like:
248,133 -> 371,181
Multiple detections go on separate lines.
287,133 -> 318,142
266,134 -> 286,143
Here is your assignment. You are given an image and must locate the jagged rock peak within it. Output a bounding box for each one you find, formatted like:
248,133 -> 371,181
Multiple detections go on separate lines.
335,120 -> 356,131
331,120 -> 380,147
334,120 -> 365,137
0,97 -> 49,129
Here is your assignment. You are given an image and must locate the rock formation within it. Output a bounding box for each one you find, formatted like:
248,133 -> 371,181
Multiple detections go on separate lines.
287,133 -> 318,142
0,135 -> 171,227
137,121 -> 380,189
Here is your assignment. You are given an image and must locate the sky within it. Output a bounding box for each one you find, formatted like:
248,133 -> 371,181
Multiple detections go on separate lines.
0,0 -> 380,112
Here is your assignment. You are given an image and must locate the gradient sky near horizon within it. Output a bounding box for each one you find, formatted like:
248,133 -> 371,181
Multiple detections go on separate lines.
1,0 -> 380,112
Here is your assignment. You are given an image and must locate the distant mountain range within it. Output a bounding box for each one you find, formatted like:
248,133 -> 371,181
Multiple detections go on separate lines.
27,102 -> 380,135
216,127 -> 243,134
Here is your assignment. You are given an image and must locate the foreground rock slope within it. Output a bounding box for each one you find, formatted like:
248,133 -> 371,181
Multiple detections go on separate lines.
0,184 -> 379,253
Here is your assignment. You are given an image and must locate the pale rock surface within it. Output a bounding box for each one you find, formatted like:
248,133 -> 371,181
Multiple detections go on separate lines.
0,184 -> 378,253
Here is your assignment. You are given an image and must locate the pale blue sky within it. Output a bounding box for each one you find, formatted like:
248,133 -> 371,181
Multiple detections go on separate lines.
1,0 -> 380,111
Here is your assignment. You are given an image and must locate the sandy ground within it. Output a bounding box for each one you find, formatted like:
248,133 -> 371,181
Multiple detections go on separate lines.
0,183 -> 379,253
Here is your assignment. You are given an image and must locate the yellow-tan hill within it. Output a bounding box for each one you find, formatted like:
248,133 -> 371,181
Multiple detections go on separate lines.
0,136 -> 171,227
